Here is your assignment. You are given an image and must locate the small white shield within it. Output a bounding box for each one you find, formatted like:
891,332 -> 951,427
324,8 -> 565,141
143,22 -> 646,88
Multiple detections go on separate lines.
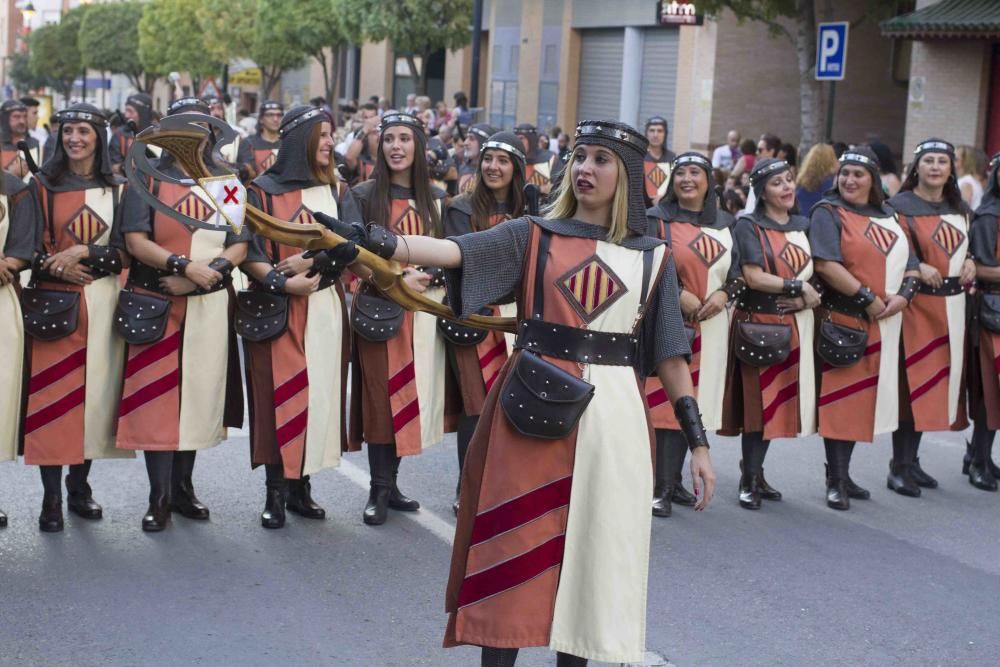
198,174 -> 247,234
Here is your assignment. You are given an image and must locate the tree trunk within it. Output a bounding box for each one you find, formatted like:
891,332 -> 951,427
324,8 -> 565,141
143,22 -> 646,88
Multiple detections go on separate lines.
314,50 -> 331,105
406,54 -> 422,95
262,66 -> 281,99
331,47 -> 342,106
795,0 -> 823,153
418,51 -> 430,98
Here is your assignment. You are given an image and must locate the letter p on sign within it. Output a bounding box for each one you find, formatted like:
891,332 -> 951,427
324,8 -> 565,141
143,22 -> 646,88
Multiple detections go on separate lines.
816,22 -> 848,81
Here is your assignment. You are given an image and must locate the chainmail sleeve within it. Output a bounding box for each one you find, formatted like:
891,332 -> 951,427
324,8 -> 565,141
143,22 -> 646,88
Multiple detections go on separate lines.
970,212 -> 1000,267
444,217 -> 531,318
638,253 -> 691,375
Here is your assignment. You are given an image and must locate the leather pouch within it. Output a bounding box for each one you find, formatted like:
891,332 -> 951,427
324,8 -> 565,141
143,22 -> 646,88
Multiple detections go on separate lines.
816,318 -> 868,368
500,351 -> 595,440
235,290 -> 289,343
351,284 -> 404,342
734,320 -> 792,368
114,290 -> 171,345
980,294 -> 1000,334
22,288 -> 80,341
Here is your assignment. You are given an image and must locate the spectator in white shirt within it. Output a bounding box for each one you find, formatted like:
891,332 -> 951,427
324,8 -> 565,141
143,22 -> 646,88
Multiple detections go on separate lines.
712,130 -> 741,171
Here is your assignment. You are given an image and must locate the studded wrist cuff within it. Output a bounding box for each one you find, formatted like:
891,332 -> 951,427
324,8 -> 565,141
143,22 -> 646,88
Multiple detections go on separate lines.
264,269 -> 288,293
853,286 -> 876,308
723,278 -> 746,301
166,254 -> 191,276
782,279 -> 803,297
673,395 -> 710,450
86,245 -> 123,275
898,276 -> 919,303
208,257 -> 235,277
365,224 -> 398,260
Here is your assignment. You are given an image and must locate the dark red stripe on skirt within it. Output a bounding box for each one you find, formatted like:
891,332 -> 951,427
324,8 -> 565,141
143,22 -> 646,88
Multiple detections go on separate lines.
818,375 -> 879,406
759,347 -> 800,392
478,341 -> 508,370
124,331 -> 182,379
905,335 -> 949,368
392,398 -> 420,433
274,368 -> 308,408
691,334 -> 702,355
763,382 -> 798,424
691,369 -> 700,388
457,534 -> 566,609
910,366 -> 950,403
29,347 -> 86,394
276,409 -> 308,449
484,367 -> 501,392
119,372 -> 178,417
647,387 -> 668,409
388,362 -> 415,396
470,477 -> 573,547
24,385 -> 86,434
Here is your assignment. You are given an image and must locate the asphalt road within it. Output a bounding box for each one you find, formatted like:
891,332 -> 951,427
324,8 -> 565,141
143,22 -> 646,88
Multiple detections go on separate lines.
1,425 -> 999,666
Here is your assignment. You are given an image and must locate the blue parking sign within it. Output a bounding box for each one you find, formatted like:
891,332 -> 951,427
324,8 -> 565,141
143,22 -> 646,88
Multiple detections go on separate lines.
816,22 -> 849,81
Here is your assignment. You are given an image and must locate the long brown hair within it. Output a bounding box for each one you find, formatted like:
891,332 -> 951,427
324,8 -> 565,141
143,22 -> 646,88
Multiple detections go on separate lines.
469,161 -> 526,231
370,127 -> 442,237
308,121 -> 337,185
900,153 -> 966,213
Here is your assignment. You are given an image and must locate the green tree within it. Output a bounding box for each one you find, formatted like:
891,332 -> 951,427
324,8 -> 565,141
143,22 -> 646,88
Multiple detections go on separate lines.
252,0 -> 310,99
8,52 -> 50,94
29,7 -> 88,101
265,0 -> 350,105
196,0 -> 255,67
341,0 -> 473,95
139,0 -> 221,94
80,0 -> 158,93
693,0 -> 897,150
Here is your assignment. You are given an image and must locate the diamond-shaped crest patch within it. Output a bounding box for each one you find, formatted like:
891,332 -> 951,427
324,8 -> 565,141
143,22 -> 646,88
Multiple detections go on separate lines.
174,193 -> 215,232
779,243 -> 810,275
647,166 -> 667,189
865,222 -> 898,256
65,205 -> 108,244
291,205 -> 316,226
528,168 -> 550,186
393,206 -> 424,236
556,255 -> 628,323
932,220 -> 965,257
689,232 -> 726,267
259,151 -> 277,171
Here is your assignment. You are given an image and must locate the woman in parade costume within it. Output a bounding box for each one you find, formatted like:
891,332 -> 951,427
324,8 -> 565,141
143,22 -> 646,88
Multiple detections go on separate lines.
320,119 -> 716,666
645,152 -> 739,517
642,115 -> 677,208
240,105 -> 354,528
343,111 -> 450,526
21,104 -> 129,532
887,139 -> 973,496
0,160 -> 42,528
442,131 -> 525,515
964,152 -> 1000,491
722,159 -> 820,510
247,100 -> 284,179
808,147 -> 921,510
514,123 -> 558,195
114,97 -> 248,531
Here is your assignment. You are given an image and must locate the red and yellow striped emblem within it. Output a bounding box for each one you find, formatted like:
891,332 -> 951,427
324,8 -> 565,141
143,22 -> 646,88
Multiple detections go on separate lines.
175,193 -> 215,223
65,205 -> 108,244
646,165 -> 667,188
779,243 -> 810,275
394,206 -> 424,236
932,220 -> 965,257
689,232 -> 725,267
527,166 -> 550,186
864,222 -> 898,255
259,151 -> 277,171
291,206 -> 316,226
556,255 -> 627,322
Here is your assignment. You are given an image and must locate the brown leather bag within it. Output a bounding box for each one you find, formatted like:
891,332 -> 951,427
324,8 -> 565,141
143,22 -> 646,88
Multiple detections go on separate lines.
734,320 -> 792,368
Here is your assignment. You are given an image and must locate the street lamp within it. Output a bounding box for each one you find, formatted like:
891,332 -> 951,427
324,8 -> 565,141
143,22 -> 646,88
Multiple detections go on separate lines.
21,2 -> 36,21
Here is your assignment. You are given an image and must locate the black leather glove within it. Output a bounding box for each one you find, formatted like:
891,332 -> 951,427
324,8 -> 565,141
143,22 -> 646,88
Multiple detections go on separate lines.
304,241 -> 359,275
673,395 -> 710,451
314,212 -> 367,245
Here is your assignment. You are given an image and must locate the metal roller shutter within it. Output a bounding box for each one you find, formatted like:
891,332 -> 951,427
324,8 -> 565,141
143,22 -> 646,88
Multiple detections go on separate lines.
638,28 -> 679,130
576,29 -> 625,122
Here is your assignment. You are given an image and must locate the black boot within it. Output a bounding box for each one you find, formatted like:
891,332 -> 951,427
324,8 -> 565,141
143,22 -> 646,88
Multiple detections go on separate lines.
261,464 -> 287,528
738,469 -> 762,510
0,510 -> 6,528
363,444 -> 394,525
39,465 -> 64,532
652,430 -> 672,518
454,415 -> 475,516
389,453 -> 420,511
738,433 -> 764,510
170,451 -> 209,520
824,439 -> 850,511
481,647 -> 519,667
287,475 -> 326,519
968,423 -> 999,492
667,430 -> 696,507
142,451 -> 172,531
65,460 -> 102,520
556,651 -> 588,666
755,439 -> 782,500
887,427 -> 921,497
906,429 -> 937,489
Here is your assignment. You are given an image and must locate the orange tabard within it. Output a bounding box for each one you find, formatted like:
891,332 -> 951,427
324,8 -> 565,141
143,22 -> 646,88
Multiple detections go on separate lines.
252,146 -> 278,176
644,219 -> 733,430
816,207 -> 908,443
115,182 -> 238,451
23,185 -> 125,465
446,224 -> 667,659
244,185 -> 350,478
351,195 -> 451,455
898,212 -> 969,431
722,224 -> 816,439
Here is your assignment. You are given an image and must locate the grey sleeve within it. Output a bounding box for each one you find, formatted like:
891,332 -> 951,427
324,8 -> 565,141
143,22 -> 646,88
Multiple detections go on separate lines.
807,206 -> 843,262
3,184 -> 41,261
733,219 -> 765,268
338,188 -> 364,225
970,213 -> 1000,267
649,254 -> 692,365
444,206 -> 473,237
444,217 -> 531,318
243,189 -> 270,264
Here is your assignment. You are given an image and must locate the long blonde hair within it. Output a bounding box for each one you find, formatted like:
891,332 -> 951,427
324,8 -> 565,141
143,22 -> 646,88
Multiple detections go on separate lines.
796,143 -> 839,191
543,147 -> 630,244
